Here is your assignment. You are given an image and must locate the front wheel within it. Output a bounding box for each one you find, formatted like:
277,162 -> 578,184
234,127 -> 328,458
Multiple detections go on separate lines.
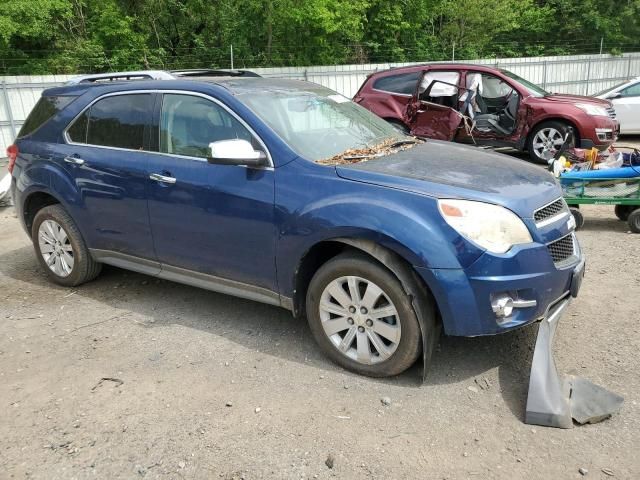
306,252 -> 423,377
32,204 -> 102,287
527,121 -> 574,163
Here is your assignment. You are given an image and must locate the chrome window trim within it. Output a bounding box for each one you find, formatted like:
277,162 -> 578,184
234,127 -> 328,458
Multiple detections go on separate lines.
536,211 -> 570,228
62,89 -> 274,169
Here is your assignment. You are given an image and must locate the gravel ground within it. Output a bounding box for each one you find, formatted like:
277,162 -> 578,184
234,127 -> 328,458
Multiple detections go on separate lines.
0,152 -> 639,479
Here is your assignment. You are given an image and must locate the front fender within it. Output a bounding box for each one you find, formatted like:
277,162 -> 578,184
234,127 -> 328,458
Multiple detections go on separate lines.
274,160 -> 480,297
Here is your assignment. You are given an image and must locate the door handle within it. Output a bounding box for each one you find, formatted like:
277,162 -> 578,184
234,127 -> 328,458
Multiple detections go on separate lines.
149,173 -> 176,184
64,156 -> 85,165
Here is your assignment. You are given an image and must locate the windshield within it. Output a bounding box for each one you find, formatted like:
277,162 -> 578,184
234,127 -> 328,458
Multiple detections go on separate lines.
238,86 -> 406,161
500,69 -> 549,97
594,80 -> 629,97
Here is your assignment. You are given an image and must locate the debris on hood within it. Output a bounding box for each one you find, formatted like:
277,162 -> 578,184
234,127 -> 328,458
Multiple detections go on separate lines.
316,137 -> 424,165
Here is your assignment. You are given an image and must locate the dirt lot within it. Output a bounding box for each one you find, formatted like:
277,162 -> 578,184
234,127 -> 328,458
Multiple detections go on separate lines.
0,155 -> 639,479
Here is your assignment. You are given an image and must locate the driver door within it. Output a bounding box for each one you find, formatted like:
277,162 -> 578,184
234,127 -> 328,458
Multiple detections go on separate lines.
405,70 -> 465,141
146,92 -> 278,292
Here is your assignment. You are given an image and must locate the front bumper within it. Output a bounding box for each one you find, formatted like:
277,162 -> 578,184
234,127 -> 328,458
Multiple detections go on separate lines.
580,118 -> 620,149
416,240 -> 585,337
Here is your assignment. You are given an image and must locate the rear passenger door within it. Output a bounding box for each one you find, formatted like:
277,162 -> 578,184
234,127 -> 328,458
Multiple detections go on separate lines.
406,70 -> 464,141
60,92 -> 158,264
146,92 -> 277,292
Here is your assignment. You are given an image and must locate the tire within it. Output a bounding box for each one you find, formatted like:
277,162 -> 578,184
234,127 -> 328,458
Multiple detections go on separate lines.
386,119 -> 410,135
306,252 -> 423,377
628,209 -> 640,233
527,120 -> 575,163
569,207 -> 585,231
32,204 -> 102,287
614,204 -> 634,222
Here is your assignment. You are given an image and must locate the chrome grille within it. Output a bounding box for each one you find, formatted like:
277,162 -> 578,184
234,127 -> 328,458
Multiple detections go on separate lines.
606,106 -> 616,119
534,198 -> 568,224
547,233 -> 575,265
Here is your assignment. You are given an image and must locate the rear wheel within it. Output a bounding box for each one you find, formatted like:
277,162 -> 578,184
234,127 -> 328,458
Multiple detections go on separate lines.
614,204 -> 634,221
628,209 -> 640,233
32,205 -> 102,287
306,252 -> 423,377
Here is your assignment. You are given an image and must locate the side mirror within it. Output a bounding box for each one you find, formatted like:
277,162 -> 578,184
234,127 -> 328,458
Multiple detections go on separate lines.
207,139 -> 267,167
608,92 -> 622,99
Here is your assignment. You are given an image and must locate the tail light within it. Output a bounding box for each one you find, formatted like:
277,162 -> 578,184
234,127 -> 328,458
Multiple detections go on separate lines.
6,144 -> 18,173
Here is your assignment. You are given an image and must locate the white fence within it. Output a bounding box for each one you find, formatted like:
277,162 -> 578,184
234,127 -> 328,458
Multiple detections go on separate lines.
2,52 -> 640,155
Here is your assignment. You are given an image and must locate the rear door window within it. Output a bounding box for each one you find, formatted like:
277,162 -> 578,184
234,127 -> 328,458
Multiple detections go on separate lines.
85,94 -> 153,150
419,71 -> 461,108
18,96 -> 74,138
373,72 -> 421,95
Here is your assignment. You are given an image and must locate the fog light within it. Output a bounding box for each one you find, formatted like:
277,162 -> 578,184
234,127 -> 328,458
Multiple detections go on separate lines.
492,294 -> 514,318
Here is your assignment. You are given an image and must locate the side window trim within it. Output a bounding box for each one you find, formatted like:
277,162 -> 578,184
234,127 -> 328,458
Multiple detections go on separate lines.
63,89 -> 273,168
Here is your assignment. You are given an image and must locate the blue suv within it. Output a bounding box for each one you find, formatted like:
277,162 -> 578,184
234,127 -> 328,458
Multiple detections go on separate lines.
8,74 -> 585,377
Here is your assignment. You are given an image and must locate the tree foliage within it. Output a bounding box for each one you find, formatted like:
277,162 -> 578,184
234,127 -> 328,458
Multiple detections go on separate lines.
0,0 -> 638,73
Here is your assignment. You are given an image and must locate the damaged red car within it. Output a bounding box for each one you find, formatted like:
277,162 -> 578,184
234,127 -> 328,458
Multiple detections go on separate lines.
353,64 -> 620,162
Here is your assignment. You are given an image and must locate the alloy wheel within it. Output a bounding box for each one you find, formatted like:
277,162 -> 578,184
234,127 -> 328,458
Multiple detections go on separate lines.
532,127 -> 565,160
318,276 -> 401,365
38,219 -> 75,277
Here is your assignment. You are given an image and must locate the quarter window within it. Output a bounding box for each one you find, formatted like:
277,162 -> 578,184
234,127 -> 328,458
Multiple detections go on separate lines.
372,72 -> 421,95
18,96 -> 74,138
86,94 -> 153,150
67,111 -> 88,143
160,94 -> 253,158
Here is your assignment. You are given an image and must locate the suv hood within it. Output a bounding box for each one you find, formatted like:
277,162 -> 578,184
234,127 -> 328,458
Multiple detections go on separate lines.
335,141 -> 561,219
537,93 -> 611,107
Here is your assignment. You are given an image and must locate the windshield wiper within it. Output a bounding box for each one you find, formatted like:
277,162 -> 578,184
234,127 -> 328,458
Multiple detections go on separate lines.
388,139 -> 419,148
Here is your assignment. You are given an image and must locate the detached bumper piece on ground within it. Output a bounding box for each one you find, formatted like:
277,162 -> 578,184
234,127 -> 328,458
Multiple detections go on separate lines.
526,296 -> 624,428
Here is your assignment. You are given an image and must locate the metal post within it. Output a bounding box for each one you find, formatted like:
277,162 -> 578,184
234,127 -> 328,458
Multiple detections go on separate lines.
584,58 -> 591,96
230,44 -> 234,69
627,56 -> 632,79
542,60 -> 548,90
599,37 -> 603,55
1,80 -> 17,142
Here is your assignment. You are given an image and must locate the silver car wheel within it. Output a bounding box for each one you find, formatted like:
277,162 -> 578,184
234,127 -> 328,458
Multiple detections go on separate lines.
38,219 -> 74,277
318,276 -> 401,365
532,127 -> 565,159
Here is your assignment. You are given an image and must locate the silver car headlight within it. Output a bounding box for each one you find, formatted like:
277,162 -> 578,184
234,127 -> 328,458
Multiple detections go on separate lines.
438,199 -> 533,254
576,103 -> 609,117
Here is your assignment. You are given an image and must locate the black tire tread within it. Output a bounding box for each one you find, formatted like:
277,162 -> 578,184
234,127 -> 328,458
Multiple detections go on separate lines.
32,204 -> 102,287
306,251 -> 424,377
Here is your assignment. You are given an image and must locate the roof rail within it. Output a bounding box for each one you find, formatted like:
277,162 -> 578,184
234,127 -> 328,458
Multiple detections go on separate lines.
66,70 -> 176,85
170,68 -> 261,78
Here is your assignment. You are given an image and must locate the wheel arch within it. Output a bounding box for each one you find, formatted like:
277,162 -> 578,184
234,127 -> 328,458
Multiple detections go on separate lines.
526,117 -> 581,151
22,189 -> 63,238
293,237 -> 441,380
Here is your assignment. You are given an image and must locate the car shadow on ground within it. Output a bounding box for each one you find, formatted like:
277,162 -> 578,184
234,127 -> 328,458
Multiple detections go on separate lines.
0,243 -> 537,421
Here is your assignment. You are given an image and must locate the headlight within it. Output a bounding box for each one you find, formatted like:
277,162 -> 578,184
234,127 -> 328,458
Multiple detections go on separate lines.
575,103 -> 609,117
438,199 -> 532,254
